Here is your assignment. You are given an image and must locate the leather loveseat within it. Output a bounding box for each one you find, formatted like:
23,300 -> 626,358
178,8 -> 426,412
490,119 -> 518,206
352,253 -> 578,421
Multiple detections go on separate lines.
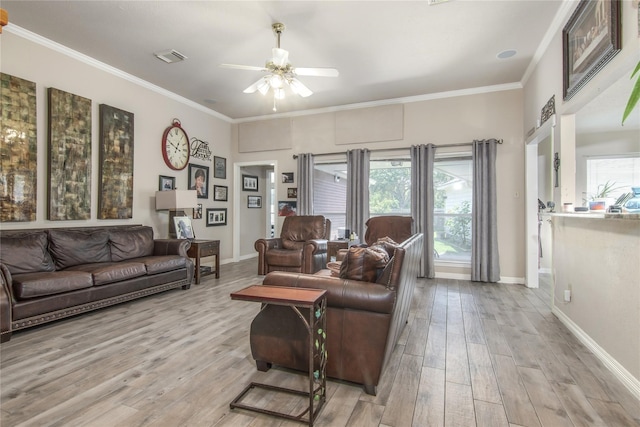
249,232 -> 423,395
0,225 -> 194,342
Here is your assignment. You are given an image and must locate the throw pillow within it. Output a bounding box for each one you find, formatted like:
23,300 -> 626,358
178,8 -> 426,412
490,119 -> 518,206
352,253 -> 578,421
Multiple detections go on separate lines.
339,245 -> 390,282
373,236 -> 399,257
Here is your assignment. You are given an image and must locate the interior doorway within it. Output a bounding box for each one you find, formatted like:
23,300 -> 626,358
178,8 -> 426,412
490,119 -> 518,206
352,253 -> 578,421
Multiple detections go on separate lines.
233,160 -> 277,262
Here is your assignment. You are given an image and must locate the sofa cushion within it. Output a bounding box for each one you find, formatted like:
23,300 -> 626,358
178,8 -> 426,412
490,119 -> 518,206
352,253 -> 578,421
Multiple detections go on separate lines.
65,262 -> 147,286
265,248 -> 303,267
12,271 -> 93,299
48,229 -> 111,269
109,226 -> 154,262
281,216 -> 326,249
135,255 -> 187,275
0,231 -> 55,275
339,245 -> 390,282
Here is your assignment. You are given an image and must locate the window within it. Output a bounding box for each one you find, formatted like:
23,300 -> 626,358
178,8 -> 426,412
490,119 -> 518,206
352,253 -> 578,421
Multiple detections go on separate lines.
369,159 -> 411,216
434,156 -> 473,263
313,162 -> 347,240
585,156 -> 640,203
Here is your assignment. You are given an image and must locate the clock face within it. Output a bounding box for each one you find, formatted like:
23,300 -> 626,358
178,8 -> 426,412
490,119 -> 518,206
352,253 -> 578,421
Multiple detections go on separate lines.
162,124 -> 190,170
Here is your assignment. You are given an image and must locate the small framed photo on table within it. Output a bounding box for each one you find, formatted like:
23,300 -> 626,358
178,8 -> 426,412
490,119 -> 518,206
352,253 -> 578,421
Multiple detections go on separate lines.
173,216 -> 195,239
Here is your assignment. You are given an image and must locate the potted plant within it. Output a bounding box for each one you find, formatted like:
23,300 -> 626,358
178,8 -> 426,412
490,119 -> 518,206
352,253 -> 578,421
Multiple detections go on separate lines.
622,60 -> 640,124
588,180 -> 624,210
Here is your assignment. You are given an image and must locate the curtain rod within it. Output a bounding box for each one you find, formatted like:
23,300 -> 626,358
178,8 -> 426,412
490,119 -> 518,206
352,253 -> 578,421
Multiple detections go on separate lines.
292,139 -> 503,159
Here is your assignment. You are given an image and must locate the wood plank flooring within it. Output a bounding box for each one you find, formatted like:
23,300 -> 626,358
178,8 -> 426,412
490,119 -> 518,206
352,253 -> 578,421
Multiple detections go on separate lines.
1,260 -> 638,426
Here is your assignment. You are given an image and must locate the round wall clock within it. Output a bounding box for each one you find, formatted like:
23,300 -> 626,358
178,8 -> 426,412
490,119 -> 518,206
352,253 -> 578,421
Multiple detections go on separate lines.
162,119 -> 190,170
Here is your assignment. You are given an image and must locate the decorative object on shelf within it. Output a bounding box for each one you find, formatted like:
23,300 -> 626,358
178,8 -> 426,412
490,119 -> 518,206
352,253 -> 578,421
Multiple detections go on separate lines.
188,163 -> 209,199
214,156 -> 226,179
287,187 -> 297,198
540,95 -> 555,126
213,185 -> 228,201
553,152 -> 560,188
194,203 -> 202,219
242,174 -> 258,191
0,8 -> 8,33
206,208 -> 227,226
220,22 -> 339,112
173,215 -> 195,239
248,195 -> 262,208
48,87 -> 91,221
162,118 -> 190,170
159,175 -> 175,191
98,104 -> 134,219
282,172 -> 294,183
189,137 -> 211,161
563,0 -> 621,100
0,73 -> 37,222
155,189 -> 197,238
278,201 -> 297,216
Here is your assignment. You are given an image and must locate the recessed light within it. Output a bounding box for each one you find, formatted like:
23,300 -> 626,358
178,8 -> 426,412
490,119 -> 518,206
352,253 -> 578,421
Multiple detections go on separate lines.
497,49 -> 517,59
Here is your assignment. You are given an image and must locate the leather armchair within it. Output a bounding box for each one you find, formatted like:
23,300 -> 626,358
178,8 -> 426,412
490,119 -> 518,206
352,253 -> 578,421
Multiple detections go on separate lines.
254,215 -> 331,275
337,215 -> 413,261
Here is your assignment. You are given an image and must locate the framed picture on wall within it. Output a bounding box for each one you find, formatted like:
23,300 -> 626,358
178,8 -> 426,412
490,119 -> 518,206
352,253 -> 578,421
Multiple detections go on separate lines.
282,172 -> 294,183
194,203 -> 202,219
287,188 -> 297,198
562,0 -> 621,100
214,156 -> 226,179
278,201 -> 297,216
159,175 -> 175,191
248,195 -> 262,208
242,174 -> 258,191
188,164 -> 209,199
213,185 -> 228,201
206,208 -> 227,226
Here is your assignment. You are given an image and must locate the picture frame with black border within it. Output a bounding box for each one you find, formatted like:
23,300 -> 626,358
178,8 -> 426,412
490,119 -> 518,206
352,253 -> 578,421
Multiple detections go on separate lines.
188,163 -> 209,199
214,156 -> 226,179
159,175 -> 175,191
194,203 -> 202,219
213,185 -> 228,201
206,208 -> 227,226
248,195 -> 262,208
242,174 -> 258,191
287,187 -> 297,198
282,172 -> 294,183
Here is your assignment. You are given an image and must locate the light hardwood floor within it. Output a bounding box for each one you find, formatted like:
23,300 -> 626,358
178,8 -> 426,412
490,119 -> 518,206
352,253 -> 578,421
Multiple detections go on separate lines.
1,259 -> 638,426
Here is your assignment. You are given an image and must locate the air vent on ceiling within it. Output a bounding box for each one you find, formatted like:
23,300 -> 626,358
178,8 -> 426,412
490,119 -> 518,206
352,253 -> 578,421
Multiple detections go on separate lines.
154,49 -> 187,64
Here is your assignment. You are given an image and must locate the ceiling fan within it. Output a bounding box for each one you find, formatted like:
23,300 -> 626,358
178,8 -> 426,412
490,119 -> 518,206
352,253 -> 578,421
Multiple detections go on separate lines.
220,23 -> 339,110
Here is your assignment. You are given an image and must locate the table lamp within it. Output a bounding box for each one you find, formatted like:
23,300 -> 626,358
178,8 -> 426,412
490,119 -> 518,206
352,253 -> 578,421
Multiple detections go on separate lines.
155,190 -> 198,238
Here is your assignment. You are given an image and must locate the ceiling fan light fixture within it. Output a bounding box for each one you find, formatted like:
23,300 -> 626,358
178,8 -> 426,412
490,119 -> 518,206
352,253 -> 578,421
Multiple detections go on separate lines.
272,48 -> 289,67
289,78 -> 313,97
257,80 -> 270,95
269,74 -> 284,89
274,88 -> 286,100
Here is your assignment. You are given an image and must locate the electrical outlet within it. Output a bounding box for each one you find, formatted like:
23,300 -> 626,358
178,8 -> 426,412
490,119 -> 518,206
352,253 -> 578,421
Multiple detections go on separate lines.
564,290 -> 571,302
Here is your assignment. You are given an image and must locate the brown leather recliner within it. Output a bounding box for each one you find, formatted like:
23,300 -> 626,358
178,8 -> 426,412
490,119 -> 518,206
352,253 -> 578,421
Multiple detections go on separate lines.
337,215 -> 414,261
254,215 -> 331,275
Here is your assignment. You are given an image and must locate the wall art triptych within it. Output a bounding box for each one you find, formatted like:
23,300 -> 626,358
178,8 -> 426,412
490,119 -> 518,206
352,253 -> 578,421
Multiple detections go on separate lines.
0,73 -> 38,222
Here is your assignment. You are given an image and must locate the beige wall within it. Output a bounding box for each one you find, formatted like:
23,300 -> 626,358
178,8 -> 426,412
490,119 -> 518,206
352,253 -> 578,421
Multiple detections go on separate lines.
1,31 -> 235,264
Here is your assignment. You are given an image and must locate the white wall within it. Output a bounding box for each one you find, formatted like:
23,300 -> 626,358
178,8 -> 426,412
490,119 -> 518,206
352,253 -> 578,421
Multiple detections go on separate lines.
0,31 -> 234,262
233,89 -> 526,282
238,165 -> 269,258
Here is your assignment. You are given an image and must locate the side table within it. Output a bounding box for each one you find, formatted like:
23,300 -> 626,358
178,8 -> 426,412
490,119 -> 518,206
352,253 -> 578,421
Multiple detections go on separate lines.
327,240 -> 348,261
186,239 -> 220,284
229,285 -> 327,426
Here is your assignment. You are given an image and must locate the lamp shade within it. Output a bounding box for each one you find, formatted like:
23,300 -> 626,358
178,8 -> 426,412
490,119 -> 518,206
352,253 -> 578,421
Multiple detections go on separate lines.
155,190 -> 197,210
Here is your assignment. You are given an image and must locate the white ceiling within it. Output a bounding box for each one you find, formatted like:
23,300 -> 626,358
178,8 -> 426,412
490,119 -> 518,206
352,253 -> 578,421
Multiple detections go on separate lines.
2,0 -> 637,132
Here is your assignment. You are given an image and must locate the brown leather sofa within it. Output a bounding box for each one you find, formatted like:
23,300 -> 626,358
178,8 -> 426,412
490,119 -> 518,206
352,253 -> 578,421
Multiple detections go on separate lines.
254,215 -> 330,275
249,232 -> 423,395
0,225 -> 194,342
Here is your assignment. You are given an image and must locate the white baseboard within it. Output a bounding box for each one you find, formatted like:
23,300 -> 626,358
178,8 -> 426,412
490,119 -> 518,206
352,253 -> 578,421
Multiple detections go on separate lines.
552,306 -> 640,400
238,253 -> 258,262
433,271 -> 524,285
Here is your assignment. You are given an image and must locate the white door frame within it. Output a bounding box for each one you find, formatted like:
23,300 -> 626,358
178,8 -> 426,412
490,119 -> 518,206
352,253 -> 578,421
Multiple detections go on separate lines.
233,160 -> 277,262
524,114 -> 556,288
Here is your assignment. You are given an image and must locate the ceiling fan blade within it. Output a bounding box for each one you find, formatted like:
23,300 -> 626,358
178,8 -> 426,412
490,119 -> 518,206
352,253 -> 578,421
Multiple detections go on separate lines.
220,64 -> 267,72
288,78 -> 313,97
243,77 -> 269,94
271,48 -> 289,67
294,67 -> 339,77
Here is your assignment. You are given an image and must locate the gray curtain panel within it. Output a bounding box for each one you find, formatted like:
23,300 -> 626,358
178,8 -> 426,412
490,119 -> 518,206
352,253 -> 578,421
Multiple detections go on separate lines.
411,144 -> 436,278
297,153 -> 314,215
471,139 -> 501,282
346,149 -> 370,240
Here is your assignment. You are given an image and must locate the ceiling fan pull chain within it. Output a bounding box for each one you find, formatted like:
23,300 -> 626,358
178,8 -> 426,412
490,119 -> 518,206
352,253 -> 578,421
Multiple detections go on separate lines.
273,96 -> 277,112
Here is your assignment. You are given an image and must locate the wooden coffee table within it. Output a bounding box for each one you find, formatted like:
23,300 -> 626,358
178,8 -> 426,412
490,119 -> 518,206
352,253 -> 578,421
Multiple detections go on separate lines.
229,285 -> 327,426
